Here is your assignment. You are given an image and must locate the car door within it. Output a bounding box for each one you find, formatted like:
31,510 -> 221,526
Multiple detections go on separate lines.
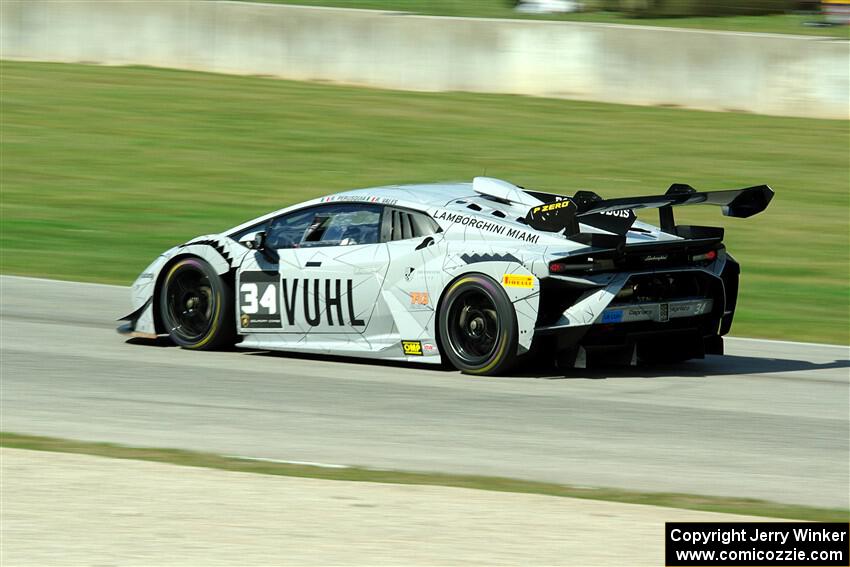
378,207 -> 447,354
236,203 -> 389,338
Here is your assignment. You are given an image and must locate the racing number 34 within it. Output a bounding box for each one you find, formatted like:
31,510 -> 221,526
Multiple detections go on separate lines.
239,272 -> 282,329
241,283 -> 277,315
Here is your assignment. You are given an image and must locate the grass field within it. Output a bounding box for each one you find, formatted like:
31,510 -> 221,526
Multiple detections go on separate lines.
239,0 -> 850,37
1,61 -> 847,343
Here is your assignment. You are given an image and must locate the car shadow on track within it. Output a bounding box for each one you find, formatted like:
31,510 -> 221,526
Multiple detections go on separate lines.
126,336 -> 449,371
126,337 -> 848,380
511,354 -> 850,380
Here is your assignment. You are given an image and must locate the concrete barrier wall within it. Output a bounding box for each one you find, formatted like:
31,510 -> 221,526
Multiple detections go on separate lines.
1,0 -> 848,119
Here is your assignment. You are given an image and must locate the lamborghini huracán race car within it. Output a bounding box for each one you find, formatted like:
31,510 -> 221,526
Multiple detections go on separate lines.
119,177 -> 773,375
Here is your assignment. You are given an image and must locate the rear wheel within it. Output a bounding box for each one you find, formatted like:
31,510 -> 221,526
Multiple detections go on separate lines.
438,274 -> 518,376
159,257 -> 235,350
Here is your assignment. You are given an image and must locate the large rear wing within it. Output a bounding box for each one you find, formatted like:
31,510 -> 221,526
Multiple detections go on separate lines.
523,183 -> 774,238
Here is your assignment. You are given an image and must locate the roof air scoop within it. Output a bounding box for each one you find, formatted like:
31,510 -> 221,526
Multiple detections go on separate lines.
472,177 -> 543,207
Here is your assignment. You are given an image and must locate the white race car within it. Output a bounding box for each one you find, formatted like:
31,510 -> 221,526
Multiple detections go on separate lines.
119,177 -> 773,375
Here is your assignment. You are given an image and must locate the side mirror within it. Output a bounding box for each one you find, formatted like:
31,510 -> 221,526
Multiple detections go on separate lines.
247,231 -> 279,263
245,231 -> 267,250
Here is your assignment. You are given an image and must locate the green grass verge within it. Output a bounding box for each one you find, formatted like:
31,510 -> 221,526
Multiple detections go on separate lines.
234,0 -> 850,37
3,432 -> 846,521
1,61 -> 847,343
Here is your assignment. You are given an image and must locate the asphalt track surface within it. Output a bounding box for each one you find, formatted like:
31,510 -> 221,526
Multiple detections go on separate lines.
1,275 -> 848,508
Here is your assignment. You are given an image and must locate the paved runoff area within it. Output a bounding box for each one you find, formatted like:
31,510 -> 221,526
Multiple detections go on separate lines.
1,276 -> 848,509
1,447 -> 779,566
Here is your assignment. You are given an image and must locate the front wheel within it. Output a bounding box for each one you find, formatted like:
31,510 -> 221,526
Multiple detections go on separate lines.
159,257 -> 235,350
438,274 -> 518,376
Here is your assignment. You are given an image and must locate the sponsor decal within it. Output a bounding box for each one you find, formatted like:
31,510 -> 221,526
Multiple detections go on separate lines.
138,272 -> 154,280
644,254 -> 669,262
402,340 -> 423,356
432,211 -> 540,244
404,267 -> 415,281
240,314 -> 251,328
660,303 -> 669,322
410,292 -> 429,305
422,343 -> 437,353
239,272 -> 365,328
628,307 -> 654,318
530,200 -> 573,215
601,309 -> 624,324
600,209 -> 632,218
502,274 -> 534,288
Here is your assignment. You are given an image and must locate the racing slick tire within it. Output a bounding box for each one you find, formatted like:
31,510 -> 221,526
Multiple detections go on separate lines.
438,274 -> 519,376
159,257 -> 236,350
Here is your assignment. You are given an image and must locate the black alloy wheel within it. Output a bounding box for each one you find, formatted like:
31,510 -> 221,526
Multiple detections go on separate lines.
438,274 -> 518,376
159,257 -> 235,350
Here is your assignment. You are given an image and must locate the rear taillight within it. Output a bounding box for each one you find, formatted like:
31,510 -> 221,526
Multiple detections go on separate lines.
549,257 -> 616,273
690,250 -> 717,263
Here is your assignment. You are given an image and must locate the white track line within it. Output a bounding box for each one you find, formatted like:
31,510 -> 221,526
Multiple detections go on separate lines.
227,455 -> 350,469
0,274 -> 127,290
727,337 -> 848,351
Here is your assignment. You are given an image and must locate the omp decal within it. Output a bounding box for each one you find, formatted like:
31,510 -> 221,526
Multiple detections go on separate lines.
502,274 -> 534,288
410,292 -> 429,305
402,340 -> 423,356
460,253 -> 521,265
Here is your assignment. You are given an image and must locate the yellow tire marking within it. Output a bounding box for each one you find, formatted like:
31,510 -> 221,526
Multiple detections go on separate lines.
446,276 -> 510,375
